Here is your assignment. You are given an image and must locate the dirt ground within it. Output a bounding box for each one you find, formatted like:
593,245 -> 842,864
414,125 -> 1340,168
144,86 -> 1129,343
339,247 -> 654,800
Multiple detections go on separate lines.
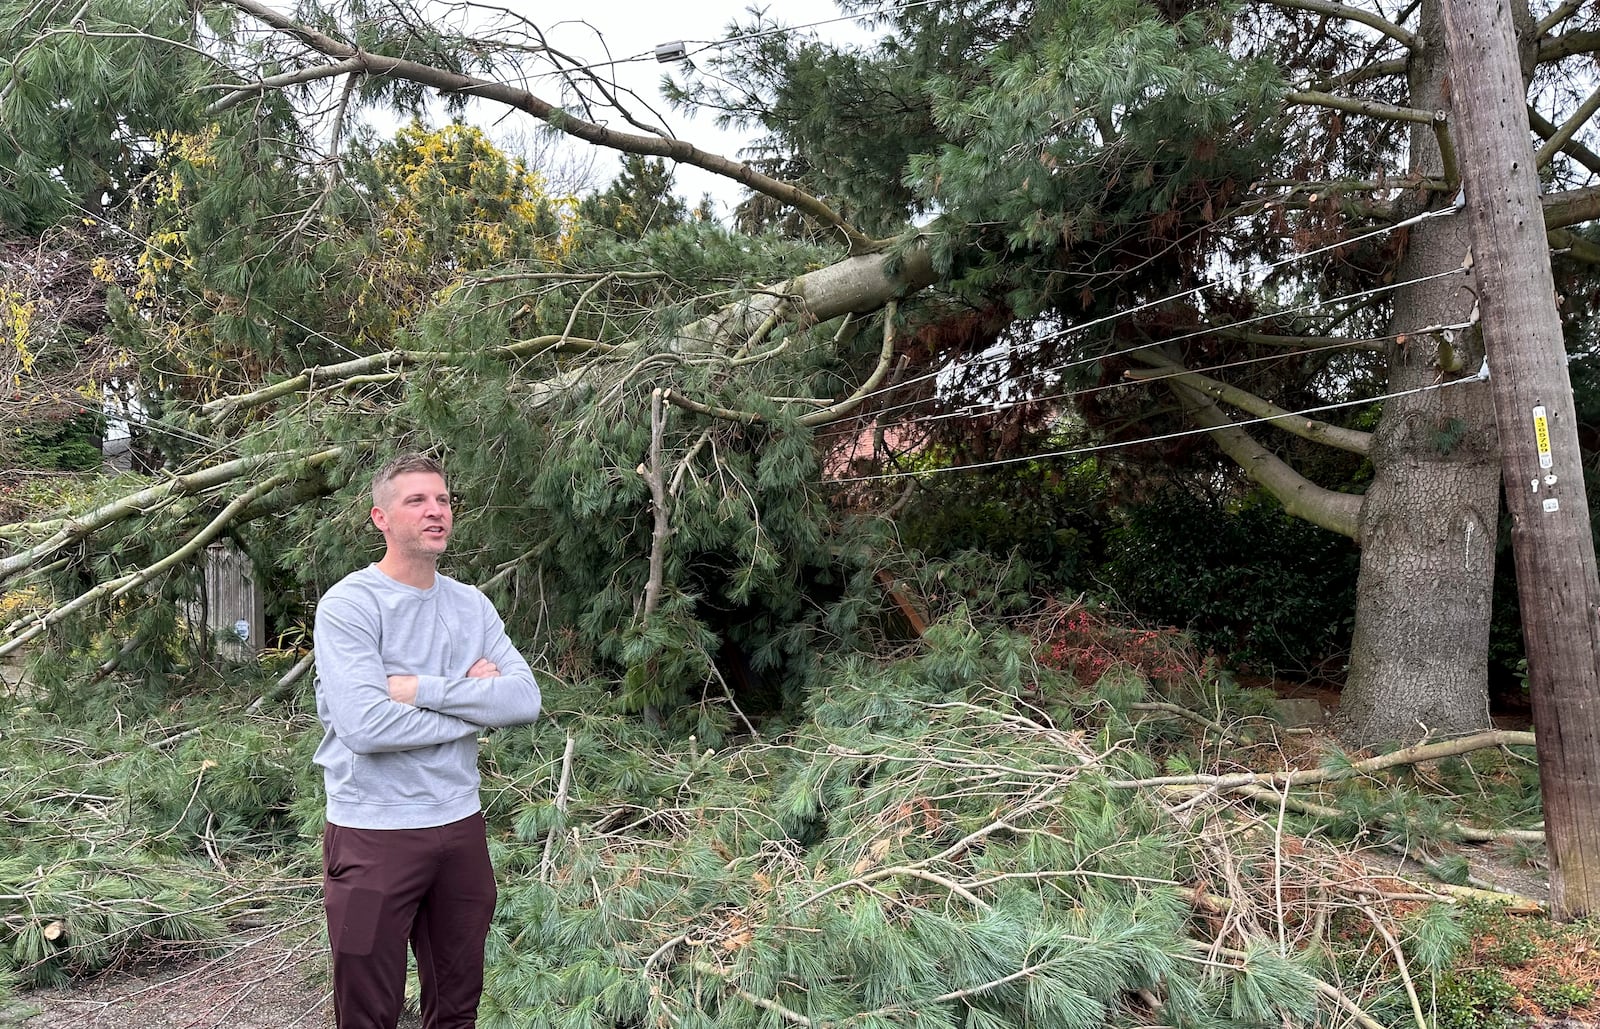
2,923 -> 340,1029
1,918 -> 451,1029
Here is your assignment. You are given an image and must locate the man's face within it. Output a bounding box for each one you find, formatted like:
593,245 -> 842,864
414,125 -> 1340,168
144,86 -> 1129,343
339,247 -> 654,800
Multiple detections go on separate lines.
371,471 -> 453,558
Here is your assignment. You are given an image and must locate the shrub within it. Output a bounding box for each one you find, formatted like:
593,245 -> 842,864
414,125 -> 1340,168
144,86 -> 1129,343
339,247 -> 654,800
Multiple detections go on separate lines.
1099,488 -> 1359,672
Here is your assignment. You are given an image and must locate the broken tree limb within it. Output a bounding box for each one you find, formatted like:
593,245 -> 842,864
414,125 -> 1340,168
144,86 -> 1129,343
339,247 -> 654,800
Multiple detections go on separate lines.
1128,353 -> 1373,455
1167,381 -> 1363,539
246,651 -> 317,712
0,447 -> 338,585
1128,701 -> 1240,742
668,250 -> 936,354
874,570 -> 928,637
200,335 -> 605,424
1,449 -> 343,658
797,303 -> 898,428
215,0 -> 878,254
540,733 -> 577,884
642,389 -> 671,623
1112,728 -> 1536,790
634,390 -> 671,728
662,303 -> 899,428
1212,781 -> 1547,845
1432,882 -> 1546,913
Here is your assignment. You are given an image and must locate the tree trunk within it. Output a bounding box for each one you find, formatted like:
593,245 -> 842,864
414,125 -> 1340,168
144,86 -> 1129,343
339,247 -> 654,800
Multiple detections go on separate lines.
1443,0 -> 1600,920
1334,0 -> 1502,746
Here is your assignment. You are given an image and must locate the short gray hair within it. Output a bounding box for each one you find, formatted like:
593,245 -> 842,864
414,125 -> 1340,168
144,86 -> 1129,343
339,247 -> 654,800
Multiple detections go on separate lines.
372,452 -> 446,507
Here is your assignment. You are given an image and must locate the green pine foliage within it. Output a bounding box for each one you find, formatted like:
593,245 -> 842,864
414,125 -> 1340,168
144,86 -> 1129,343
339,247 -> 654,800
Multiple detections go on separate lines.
576,156 -> 692,241
0,3 -> 1581,1024
5,415 -> 105,473
0,661 -> 321,986
1,598 -> 1559,1025
0,0 -> 213,231
458,622 -> 1339,1029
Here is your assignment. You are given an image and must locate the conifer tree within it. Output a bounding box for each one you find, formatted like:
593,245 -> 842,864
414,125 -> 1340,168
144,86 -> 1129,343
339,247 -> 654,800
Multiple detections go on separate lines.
577,155 -> 691,240
0,0 -> 1594,827
0,0 -> 1581,1010
675,0 -> 1600,744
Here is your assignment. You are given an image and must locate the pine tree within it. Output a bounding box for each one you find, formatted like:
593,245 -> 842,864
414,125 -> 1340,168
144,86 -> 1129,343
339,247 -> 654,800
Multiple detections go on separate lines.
673,0 -> 1600,744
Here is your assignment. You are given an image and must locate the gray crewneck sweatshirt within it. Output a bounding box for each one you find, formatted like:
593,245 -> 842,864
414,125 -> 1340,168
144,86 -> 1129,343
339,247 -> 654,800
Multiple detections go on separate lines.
312,565 -> 542,829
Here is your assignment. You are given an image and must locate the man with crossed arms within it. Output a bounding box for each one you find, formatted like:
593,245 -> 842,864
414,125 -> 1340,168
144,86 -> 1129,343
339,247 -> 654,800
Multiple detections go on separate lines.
313,453 -> 542,1028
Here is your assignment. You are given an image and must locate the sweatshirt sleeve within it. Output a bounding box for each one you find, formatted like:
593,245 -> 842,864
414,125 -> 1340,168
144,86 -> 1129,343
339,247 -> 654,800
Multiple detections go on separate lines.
314,595 -> 483,754
411,590 -> 542,729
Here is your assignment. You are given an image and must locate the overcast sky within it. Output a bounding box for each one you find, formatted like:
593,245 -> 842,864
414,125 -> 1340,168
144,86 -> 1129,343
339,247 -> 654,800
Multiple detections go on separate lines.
488,0 -> 876,217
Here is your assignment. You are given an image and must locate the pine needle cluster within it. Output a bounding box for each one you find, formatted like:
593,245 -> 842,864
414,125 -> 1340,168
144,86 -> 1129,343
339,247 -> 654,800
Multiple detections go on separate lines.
0,600 -> 1554,1027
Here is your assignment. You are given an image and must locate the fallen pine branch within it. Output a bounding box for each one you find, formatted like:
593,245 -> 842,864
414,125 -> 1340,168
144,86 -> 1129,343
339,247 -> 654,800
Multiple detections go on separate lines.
0,447 -> 341,586
1195,780 -> 1547,846
1109,729 -> 1537,790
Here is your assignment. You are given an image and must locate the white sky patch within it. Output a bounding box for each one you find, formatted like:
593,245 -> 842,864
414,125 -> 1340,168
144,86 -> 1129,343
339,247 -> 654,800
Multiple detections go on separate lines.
397,0 -> 878,219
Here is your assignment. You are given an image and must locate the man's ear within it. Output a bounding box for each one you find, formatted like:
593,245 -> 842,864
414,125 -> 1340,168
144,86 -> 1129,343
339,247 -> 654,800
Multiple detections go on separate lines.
370,505 -> 389,533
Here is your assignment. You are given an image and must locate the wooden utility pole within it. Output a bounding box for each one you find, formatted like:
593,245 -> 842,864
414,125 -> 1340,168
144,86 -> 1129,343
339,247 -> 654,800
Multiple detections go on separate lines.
1441,0 -> 1600,918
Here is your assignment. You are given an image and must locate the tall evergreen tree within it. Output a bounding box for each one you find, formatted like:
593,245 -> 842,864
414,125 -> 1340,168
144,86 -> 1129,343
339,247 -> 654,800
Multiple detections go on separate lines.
578,155 -> 691,240
676,0 -> 1600,743
2,0 -> 1597,739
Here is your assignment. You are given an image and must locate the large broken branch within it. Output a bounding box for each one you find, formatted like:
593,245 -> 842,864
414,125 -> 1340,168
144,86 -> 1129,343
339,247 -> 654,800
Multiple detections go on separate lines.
200,334 -> 607,424
186,249 -> 937,431
0,448 -> 336,584
1112,728 -> 1537,790
663,301 -> 901,427
670,249 -> 936,353
1215,780 -> 1546,845
1128,353 -> 1373,456
212,0 -> 877,253
1167,382 -> 1363,538
0,448 -> 343,657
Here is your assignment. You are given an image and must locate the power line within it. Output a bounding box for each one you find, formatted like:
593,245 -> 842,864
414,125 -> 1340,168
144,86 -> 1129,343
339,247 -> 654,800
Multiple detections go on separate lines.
820,335 -> 1371,440
534,0 -> 951,76
828,376 -> 1476,485
812,265 -> 1471,440
835,200 -> 1463,412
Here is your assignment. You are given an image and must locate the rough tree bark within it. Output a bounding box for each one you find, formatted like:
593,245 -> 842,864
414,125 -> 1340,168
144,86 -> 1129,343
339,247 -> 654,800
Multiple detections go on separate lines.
1334,0 -> 1502,746
1443,0 -> 1600,920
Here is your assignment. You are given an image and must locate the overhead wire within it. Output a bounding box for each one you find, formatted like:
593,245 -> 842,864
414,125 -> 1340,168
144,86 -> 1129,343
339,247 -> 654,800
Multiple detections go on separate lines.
829,376 -> 1478,485
525,0 -> 952,76
812,203 -> 1472,482
811,263 -> 1471,441
831,335 -> 1375,439
832,199 -> 1465,413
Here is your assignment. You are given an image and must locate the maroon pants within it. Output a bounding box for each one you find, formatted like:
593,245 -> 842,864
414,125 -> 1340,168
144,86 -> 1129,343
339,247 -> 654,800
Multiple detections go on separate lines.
323,813 -> 497,1029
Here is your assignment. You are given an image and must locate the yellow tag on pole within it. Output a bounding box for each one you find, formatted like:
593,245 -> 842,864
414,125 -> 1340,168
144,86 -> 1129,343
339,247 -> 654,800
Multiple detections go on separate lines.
1533,406 -> 1553,469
